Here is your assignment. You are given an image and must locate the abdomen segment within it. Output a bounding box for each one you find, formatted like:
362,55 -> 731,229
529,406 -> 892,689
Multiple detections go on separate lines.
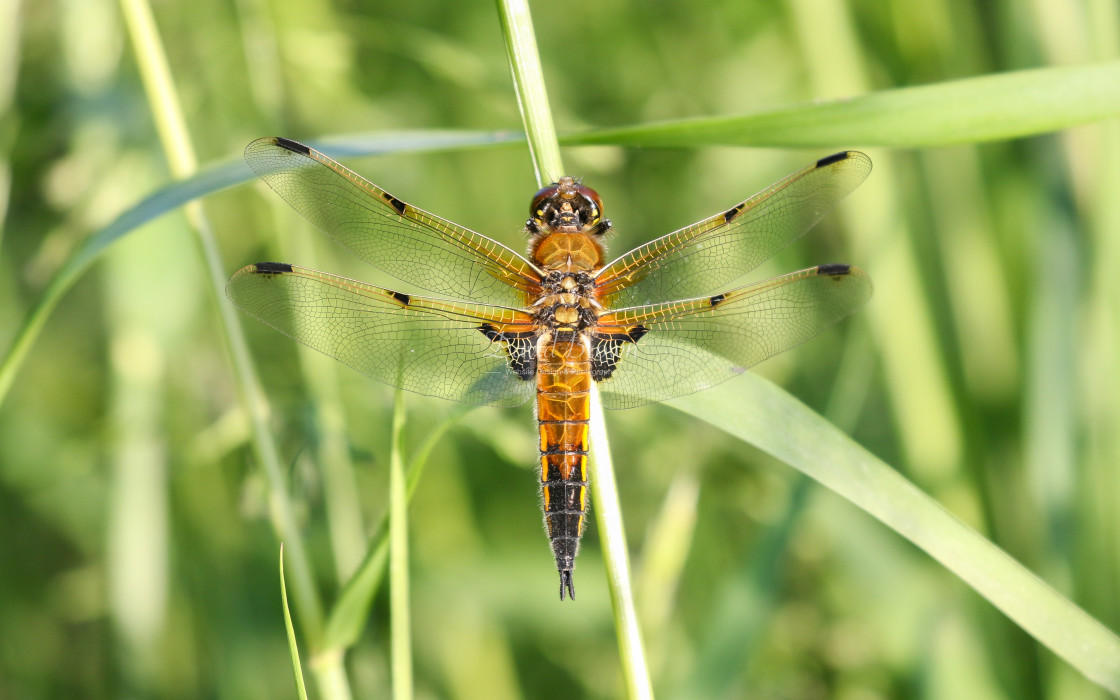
536,336 -> 592,600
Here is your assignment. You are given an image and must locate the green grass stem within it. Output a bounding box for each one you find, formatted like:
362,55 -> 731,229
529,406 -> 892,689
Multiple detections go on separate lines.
497,1 -> 653,695
495,0 -> 563,184
116,0 -> 339,693
389,391 -> 413,700
322,405 -> 469,651
589,383 -> 654,699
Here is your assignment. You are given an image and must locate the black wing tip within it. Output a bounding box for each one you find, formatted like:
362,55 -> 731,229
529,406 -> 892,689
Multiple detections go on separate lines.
815,151 -> 853,168
817,263 -> 852,276
253,261 -> 295,274
559,570 -> 575,601
273,137 -> 312,155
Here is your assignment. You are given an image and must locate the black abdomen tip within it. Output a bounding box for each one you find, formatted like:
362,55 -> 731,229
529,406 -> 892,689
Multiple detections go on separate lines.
815,152 -> 850,168
559,570 -> 575,601
255,261 -> 294,273
274,137 -> 311,155
817,263 -> 851,276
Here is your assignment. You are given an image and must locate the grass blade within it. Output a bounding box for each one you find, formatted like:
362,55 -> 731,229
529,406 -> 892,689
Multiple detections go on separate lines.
564,61 -> 1120,148
495,0 -> 562,184
589,383 -> 654,700
118,0 -> 326,646
280,545 -> 310,700
322,405 -> 469,651
668,374 -> 1120,694
496,1 -> 653,696
389,391 -> 412,700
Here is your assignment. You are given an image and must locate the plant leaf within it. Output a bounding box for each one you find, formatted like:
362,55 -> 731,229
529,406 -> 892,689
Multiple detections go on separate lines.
667,373 -> 1120,694
563,61 -> 1120,148
280,545 -> 310,700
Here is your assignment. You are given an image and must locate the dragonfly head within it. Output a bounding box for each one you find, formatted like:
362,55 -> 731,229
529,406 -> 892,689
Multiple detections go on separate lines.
529,176 -> 609,235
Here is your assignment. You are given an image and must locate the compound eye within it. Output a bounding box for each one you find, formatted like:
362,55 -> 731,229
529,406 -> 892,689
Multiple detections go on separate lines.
576,185 -> 603,213
575,185 -> 603,225
530,185 -> 559,221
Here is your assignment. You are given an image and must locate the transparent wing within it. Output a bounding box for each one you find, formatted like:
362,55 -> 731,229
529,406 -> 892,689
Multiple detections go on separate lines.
226,263 -> 537,407
244,137 -> 543,306
595,152 -> 871,306
594,264 -> 872,409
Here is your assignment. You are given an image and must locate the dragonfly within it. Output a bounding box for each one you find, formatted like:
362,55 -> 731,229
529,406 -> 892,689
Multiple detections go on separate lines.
227,137 -> 873,600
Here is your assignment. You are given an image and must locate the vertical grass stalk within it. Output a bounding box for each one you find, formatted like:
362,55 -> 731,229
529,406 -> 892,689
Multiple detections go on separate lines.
497,1 -> 653,696
389,390 -> 413,700
589,383 -> 655,700
495,0 -> 563,185
322,405 -> 470,651
116,0 -> 341,693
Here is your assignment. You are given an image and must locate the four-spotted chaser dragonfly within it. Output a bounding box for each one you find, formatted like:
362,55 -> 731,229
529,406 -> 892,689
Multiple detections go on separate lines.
227,137 -> 872,600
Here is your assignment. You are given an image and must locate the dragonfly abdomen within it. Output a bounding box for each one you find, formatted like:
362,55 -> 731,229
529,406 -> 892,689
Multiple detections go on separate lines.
536,335 -> 592,600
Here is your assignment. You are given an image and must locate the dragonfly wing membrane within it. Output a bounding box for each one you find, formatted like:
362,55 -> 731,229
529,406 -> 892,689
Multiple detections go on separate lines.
244,137 -> 543,307
227,263 -> 537,407
595,151 -> 871,306
594,264 -> 872,409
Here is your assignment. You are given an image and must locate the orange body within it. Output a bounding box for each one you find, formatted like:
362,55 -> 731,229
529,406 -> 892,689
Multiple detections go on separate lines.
526,180 -> 607,600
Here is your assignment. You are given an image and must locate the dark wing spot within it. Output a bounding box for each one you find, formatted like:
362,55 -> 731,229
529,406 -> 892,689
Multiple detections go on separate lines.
274,137 -> 311,155
255,262 -> 294,274
709,294 -> 726,307
815,152 -> 850,168
383,193 -> 408,215
477,325 -> 537,380
478,323 -> 501,341
505,334 -> 537,379
817,263 -> 851,276
391,291 -> 411,306
723,204 -> 744,224
592,328 -> 647,380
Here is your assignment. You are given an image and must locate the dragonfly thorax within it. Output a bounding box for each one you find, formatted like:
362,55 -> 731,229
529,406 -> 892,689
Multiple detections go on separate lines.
534,288 -> 597,331
542,270 -> 594,296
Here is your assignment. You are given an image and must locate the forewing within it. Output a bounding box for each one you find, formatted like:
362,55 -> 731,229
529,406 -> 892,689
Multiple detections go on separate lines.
227,263 -> 537,407
244,137 -> 543,306
594,264 -> 872,409
595,152 -> 871,306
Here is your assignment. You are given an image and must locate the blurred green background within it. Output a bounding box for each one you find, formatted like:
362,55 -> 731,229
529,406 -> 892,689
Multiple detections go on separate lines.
2,0 -> 1118,697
